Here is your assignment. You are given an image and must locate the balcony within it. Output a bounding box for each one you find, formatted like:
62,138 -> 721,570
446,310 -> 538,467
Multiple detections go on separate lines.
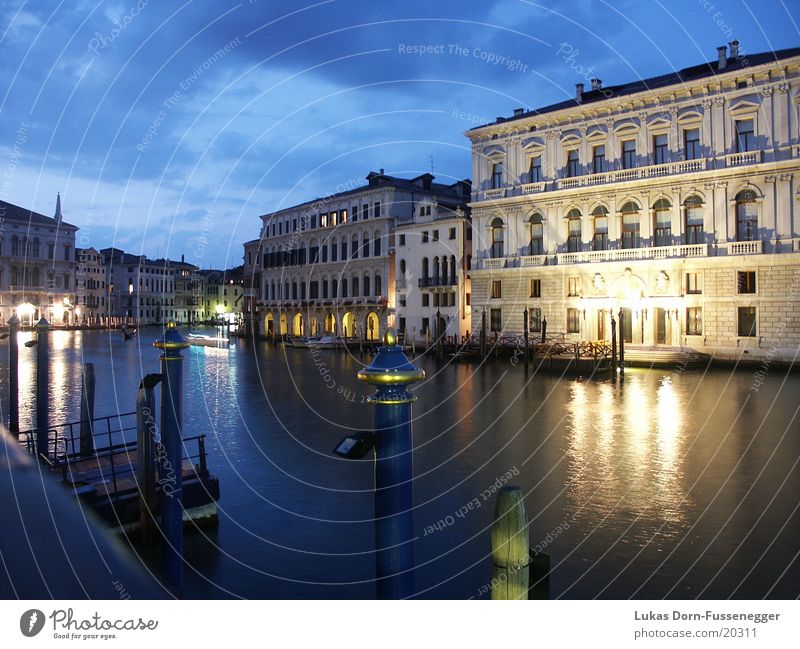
556,159 -> 707,191
556,243 -> 709,265
724,240 -> 763,255
520,182 -> 547,195
518,255 -> 548,267
725,151 -> 762,167
483,188 -> 506,200
475,257 -> 506,270
418,277 -> 457,289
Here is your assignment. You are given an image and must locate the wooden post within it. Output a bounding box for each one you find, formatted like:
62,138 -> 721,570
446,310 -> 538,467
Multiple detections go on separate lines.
618,309 -> 625,377
35,318 -> 50,461
610,314 -> 617,374
79,364 -> 95,457
523,308 -> 529,372
480,310 -> 487,359
541,316 -> 547,344
491,486 -> 529,600
136,377 -> 158,544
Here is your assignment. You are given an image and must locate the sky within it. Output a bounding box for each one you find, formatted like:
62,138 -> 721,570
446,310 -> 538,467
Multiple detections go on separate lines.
0,0 -> 797,269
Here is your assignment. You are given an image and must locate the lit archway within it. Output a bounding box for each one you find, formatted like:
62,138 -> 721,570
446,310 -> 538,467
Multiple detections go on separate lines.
279,312 -> 288,335
265,312 -> 274,334
325,312 -> 336,333
342,311 -> 357,339
292,313 -> 304,336
366,312 -> 379,341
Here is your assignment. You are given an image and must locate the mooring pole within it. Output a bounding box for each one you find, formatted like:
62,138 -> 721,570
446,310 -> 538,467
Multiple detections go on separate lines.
618,308 -> 625,377
541,316 -> 547,344
153,321 -> 189,597
35,317 -> 50,461
357,328 -> 425,600
610,314 -> 617,375
491,486 -> 529,599
523,308 -> 529,372
7,314 -> 19,435
79,363 -> 95,457
136,375 -> 160,544
480,309 -> 487,359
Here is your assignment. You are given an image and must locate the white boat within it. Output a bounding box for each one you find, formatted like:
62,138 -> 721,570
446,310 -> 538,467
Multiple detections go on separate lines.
284,336 -> 307,348
186,333 -> 230,348
304,334 -> 339,350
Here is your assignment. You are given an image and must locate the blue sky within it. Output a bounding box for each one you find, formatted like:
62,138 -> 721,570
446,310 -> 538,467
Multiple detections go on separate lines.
1,0 -> 797,268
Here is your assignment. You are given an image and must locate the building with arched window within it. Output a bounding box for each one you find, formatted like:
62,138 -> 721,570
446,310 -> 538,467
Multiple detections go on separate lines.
466,43 -> 800,362
0,195 -> 78,324
250,169 -> 470,341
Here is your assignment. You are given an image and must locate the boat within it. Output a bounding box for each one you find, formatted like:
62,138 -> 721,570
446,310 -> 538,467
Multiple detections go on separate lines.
186,333 -> 230,348
121,326 -> 137,340
284,336 -> 307,348
304,334 -> 339,350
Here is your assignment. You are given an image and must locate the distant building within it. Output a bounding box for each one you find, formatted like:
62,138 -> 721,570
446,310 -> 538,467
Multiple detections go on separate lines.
201,267 -> 244,322
76,247 -> 108,324
394,196 -> 472,341
466,42 -> 800,362
253,170 -> 470,340
168,256 -> 204,325
0,195 -> 78,325
101,248 -> 177,325
241,239 -> 261,336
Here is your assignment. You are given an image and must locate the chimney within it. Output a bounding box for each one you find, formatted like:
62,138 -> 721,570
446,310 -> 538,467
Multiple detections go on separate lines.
729,39 -> 739,59
591,78 -> 602,91
54,192 -> 62,224
513,107 -> 524,116
575,83 -> 584,103
717,45 -> 727,70
379,168 -> 384,175
181,254 -> 185,263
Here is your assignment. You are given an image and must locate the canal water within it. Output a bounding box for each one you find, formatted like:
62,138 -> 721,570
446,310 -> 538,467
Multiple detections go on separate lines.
1,328 -> 798,599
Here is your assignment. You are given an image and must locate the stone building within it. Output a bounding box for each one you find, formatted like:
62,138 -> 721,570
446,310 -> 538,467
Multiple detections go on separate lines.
201,267 -> 244,322
76,247 -> 107,324
0,195 -> 78,325
255,170 -> 469,340
168,256 -> 204,325
101,248 -> 177,325
467,42 -> 800,362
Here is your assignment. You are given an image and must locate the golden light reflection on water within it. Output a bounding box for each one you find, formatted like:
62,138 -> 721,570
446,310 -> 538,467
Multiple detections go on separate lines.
565,374 -> 690,536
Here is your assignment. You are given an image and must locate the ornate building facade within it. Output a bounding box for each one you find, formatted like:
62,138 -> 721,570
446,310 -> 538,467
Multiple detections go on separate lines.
467,42 -> 800,362
254,170 -> 469,340
76,247 -> 108,324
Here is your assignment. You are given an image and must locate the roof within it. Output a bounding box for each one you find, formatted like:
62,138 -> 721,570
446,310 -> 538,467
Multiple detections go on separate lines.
260,172 -> 470,219
471,47 -> 800,131
0,199 -> 78,229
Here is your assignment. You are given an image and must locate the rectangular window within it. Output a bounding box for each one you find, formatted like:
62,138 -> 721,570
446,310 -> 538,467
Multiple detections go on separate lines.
433,230 -> 439,241
684,128 -> 701,160
530,278 -> 541,298
592,145 -> 606,174
686,272 -> 702,294
653,133 -> 669,165
567,277 -> 579,297
566,149 -> 579,177
399,317 -> 406,333
737,271 -> 756,294
363,204 -> 369,219
352,205 -> 358,221
529,307 -> 542,332
491,163 -> 503,189
64,245 -> 71,261
449,227 -> 456,240
422,294 -> 430,307
567,308 -> 580,333
399,234 -> 406,246
687,307 -> 703,335
735,119 -> 755,153
529,156 -> 542,182
622,139 -> 637,169
490,308 -> 502,332
422,231 -> 429,243
340,209 -> 348,223
399,295 -> 406,307
433,293 -> 440,307
737,306 -> 757,337
491,280 -> 502,299
374,202 -> 381,218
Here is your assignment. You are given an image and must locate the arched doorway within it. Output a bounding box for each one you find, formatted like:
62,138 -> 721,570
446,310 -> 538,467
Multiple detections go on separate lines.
310,317 -> 318,336
292,313 -> 304,336
279,312 -> 288,335
366,312 -> 379,341
342,312 -> 357,339
265,312 -> 274,335
325,312 -> 336,333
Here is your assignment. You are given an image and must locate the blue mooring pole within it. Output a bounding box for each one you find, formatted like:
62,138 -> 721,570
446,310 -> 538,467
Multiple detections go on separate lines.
358,328 -> 425,599
35,317 -> 50,460
153,321 -> 189,597
7,314 -> 19,435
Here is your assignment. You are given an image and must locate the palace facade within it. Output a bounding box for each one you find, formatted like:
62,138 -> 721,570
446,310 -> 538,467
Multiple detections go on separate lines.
467,42 -> 800,362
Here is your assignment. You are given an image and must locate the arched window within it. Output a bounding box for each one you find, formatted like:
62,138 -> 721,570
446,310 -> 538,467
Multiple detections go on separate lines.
592,206 -> 608,251
363,275 -> 370,297
352,276 -> 359,297
440,256 -> 447,281
332,279 -> 338,298
736,190 -> 758,242
291,282 -> 298,300
32,267 -> 40,286
567,209 -> 582,253
399,259 -> 406,275
322,279 -> 329,299
620,201 -> 640,249
362,234 -> 369,258
433,256 -> 440,282
11,266 -> 18,285
490,217 -> 504,258
375,274 -> 382,297
11,236 -> 19,256
341,278 -> 348,298
653,199 -> 672,247
684,195 -> 704,245
32,238 -> 40,257
491,163 -> 503,189
450,255 -> 457,285
529,213 -> 544,255
351,234 -> 359,259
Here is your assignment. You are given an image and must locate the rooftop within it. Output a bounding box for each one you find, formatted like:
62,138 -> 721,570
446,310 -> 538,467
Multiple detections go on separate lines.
0,199 -> 77,229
